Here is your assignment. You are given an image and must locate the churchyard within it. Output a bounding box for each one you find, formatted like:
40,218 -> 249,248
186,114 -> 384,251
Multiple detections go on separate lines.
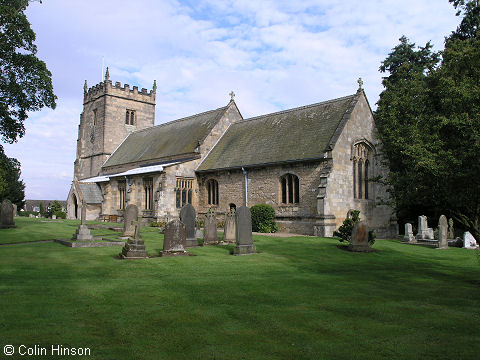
0,216 -> 479,359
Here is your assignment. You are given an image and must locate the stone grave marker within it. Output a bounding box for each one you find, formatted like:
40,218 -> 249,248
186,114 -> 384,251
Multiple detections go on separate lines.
416,215 -> 434,240
222,208 -> 236,243
234,206 -> 256,255
195,218 -> 203,239
123,204 -> 139,237
72,200 -> 93,240
448,218 -> 454,239
29,214 -> 34,218
437,215 -> 448,249
121,216 -> 147,258
161,219 -> 188,256
0,199 -> 15,229
203,208 -> 218,245
52,214 -> 57,220
348,221 -> 372,252
12,204 -> 17,217
463,232 -> 479,249
403,223 -> 415,243
180,203 -> 197,247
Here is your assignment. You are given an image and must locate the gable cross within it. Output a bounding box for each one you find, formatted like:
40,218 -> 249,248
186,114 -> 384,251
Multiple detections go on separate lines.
229,91 -> 235,101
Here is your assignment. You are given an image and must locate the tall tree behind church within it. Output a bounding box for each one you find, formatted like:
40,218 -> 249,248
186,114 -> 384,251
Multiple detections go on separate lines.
375,0 -> 480,238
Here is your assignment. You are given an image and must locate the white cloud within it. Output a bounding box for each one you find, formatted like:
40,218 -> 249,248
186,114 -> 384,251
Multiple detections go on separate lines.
3,0 -> 461,200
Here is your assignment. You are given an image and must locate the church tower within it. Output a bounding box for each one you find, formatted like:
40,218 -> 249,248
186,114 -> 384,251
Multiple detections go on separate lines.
74,68 -> 156,180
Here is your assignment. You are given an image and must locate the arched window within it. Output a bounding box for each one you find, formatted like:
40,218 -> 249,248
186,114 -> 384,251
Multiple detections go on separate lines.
353,160 -> 357,199
280,174 -> 299,204
358,160 -> 363,199
364,160 -> 369,199
207,179 -> 219,205
352,142 -> 373,199
143,177 -> 153,210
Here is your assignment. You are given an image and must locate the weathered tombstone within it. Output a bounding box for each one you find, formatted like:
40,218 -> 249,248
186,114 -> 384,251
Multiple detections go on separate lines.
234,206 -> 256,255
12,204 -> 17,217
195,219 -> 203,239
348,221 -> 371,252
463,232 -> 479,249
448,218 -> 454,239
29,214 -> 34,218
203,208 -> 218,245
123,204 -> 139,237
437,215 -> 448,249
180,203 -> 197,247
403,223 -> 415,243
222,208 -> 236,243
0,199 -> 15,229
52,214 -> 57,220
416,215 -> 434,240
161,219 -> 188,256
72,200 -> 93,240
121,216 -> 147,258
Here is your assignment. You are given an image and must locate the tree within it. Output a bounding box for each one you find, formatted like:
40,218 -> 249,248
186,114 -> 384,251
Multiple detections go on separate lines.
0,0 -> 56,145
448,0 -> 480,40
376,2 -> 480,238
0,145 -> 25,208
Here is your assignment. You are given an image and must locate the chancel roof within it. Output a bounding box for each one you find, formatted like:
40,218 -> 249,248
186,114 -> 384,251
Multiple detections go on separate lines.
78,183 -> 103,204
197,93 -> 358,172
103,106 -> 228,168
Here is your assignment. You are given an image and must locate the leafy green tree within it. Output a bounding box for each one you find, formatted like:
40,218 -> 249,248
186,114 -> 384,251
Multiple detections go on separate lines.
39,202 -> 44,217
0,145 -> 24,208
0,0 -> 56,144
448,0 -> 480,40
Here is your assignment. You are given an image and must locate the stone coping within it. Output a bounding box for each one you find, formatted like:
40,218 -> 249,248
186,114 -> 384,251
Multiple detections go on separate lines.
55,238 -> 125,248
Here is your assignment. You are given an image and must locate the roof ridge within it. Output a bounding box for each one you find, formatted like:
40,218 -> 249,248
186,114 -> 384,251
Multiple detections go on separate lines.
132,105 -> 228,135
237,93 -> 356,124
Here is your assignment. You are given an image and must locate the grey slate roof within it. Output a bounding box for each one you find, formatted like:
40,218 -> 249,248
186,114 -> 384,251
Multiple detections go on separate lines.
103,106 -> 228,167
197,93 -> 358,172
78,183 -> 103,204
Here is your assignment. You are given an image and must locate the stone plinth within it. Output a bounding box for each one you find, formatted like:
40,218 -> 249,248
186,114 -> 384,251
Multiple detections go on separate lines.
121,239 -> 147,258
72,224 -> 94,241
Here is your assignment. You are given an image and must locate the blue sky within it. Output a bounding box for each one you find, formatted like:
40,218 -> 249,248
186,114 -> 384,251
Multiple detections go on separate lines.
2,0 -> 459,201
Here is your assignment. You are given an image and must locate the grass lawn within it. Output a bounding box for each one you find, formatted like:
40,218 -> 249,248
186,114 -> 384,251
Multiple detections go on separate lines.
1,219 -> 479,359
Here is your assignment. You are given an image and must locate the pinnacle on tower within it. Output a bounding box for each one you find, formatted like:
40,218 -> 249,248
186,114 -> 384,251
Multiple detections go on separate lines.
105,67 -> 110,81
84,80 -> 88,93
153,80 -> 157,93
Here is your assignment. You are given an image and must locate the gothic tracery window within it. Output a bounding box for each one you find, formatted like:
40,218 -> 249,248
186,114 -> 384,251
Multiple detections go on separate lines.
352,142 -> 372,200
175,177 -> 193,208
281,173 -> 299,204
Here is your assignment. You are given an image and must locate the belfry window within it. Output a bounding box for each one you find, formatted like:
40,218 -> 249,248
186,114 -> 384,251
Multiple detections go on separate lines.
125,110 -> 136,125
281,173 -> 299,204
175,177 -> 193,208
352,142 -> 372,200
207,179 -> 219,205
144,178 -> 153,211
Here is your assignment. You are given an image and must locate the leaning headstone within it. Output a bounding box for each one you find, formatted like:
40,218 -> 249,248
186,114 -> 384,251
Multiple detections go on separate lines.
437,215 -> 448,249
403,223 -> 415,243
161,220 -> 188,256
416,215 -> 434,240
12,204 -> 17,217
0,199 -> 15,229
448,218 -> 454,239
121,216 -> 147,258
348,221 -> 372,252
180,204 -> 197,247
203,208 -> 218,245
72,200 -> 93,240
222,208 -> 236,243
234,206 -> 256,255
463,232 -> 479,249
123,204 -> 139,237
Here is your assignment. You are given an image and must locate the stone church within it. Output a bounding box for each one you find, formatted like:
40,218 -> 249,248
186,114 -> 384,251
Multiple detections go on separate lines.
66,71 -> 397,238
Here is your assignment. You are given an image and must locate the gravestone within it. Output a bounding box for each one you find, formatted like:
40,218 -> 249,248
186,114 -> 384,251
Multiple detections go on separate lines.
29,214 -> 34,218
203,208 -> 218,245
121,216 -> 147,258
463,232 -> 479,249
222,208 -> 236,243
123,204 -> 139,237
348,221 -> 372,252
437,215 -> 448,249
448,218 -> 454,239
403,223 -> 415,243
52,214 -> 57,220
416,215 -> 434,240
12,204 -> 17,217
161,220 -> 188,256
195,219 -> 203,239
234,206 -> 256,255
180,203 -> 197,247
0,199 -> 15,229
72,200 -> 93,240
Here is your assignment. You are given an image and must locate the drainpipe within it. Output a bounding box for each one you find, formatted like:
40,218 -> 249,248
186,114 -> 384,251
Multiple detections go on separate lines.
242,167 -> 248,207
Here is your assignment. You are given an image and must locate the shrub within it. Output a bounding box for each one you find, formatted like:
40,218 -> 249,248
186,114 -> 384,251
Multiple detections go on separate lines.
333,210 -> 375,245
250,204 -> 277,233
53,211 -> 66,219
18,211 -> 38,217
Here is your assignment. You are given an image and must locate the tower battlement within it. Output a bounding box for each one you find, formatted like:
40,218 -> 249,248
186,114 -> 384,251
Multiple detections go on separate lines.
83,79 -> 156,105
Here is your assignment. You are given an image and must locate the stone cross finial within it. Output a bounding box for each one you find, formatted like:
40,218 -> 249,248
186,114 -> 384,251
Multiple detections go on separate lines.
229,91 -> 235,101
357,77 -> 363,90
84,80 -> 88,93
153,79 -> 157,93
105,67 -> 110,81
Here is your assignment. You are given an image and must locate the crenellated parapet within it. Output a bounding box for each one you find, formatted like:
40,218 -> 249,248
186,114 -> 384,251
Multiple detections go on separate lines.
83,78 -> 156,105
